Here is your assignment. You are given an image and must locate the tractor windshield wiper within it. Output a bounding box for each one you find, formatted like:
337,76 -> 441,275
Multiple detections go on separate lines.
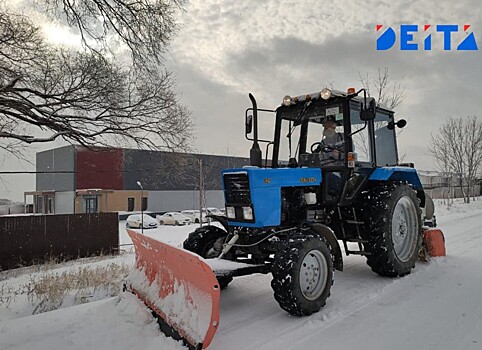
287,100 -> 311,138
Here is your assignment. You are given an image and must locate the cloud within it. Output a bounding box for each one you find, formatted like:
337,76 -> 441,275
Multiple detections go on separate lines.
166,0 -> 482,171
2,0 -> 482,200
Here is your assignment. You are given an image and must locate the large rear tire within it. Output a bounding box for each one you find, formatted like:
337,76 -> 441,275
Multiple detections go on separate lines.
183,226 -> 233,289
359,183 -> 422,277
271,236 -> 333,316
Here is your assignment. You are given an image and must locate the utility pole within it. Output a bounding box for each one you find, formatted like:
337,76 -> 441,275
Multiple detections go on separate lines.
199,159 -> 204,227
137,181 -> 144,234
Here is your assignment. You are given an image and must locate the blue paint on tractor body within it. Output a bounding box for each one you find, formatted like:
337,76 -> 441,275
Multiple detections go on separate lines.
223,167 -> 321,228
222,166 -> 423,229
369,167 -> 423,190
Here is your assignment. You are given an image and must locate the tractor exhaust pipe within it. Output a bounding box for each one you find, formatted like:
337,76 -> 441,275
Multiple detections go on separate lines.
249,93 -> 262,167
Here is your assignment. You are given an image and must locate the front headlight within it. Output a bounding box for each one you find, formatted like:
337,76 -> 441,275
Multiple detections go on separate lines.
226,206 -> 235,219
242,206 -> 253,220
320,88 -> 332,100
282,95 -> 292,106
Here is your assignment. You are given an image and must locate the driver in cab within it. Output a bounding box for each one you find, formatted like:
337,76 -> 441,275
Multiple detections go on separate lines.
316,115 -> 344,163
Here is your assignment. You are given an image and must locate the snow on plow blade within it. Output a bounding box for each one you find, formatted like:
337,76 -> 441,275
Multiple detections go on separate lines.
126,229 -> 220,349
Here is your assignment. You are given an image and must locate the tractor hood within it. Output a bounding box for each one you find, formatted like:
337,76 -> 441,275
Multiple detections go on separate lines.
222,167 -> 321,228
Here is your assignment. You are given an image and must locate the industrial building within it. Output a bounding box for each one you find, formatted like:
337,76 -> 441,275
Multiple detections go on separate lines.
25,146 -> 249,214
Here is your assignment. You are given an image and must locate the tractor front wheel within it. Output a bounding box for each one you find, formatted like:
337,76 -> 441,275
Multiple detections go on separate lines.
271,236 -> 333,316
183,226 -> 233,289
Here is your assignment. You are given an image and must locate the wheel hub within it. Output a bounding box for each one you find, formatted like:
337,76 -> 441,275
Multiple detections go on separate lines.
299,250 -> 328,300
391,196 -> 418,262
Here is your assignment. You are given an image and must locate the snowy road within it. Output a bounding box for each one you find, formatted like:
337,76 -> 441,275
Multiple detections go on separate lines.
1,201 -> 482,350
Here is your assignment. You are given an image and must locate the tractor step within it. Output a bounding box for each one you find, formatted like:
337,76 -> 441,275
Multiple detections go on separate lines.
342,238 -> 370,256
344,250 -> 371,256
344,220 -> 365,225
344,238 -> 369,243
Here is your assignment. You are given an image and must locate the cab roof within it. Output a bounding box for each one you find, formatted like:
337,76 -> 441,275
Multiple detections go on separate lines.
280,89 -> 394,114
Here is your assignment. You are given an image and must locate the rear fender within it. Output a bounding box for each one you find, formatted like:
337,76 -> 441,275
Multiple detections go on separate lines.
307,223 -> 343,271
369,167 -> 423,189
368,167 -> 425,206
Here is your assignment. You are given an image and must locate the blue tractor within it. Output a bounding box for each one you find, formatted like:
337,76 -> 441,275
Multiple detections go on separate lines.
183,88 -> 428,316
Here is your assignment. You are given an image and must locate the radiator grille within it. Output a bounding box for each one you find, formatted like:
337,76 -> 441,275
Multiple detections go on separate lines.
223,173 -> 251,205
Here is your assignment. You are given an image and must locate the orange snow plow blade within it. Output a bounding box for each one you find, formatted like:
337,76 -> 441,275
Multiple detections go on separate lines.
126,229 -> 220,349
423,228 -> 446,257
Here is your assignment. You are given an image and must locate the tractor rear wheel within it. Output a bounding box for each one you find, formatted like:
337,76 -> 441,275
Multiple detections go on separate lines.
183,226 -> 233,289
360,183 -> 422,277
271,236 -> 333,316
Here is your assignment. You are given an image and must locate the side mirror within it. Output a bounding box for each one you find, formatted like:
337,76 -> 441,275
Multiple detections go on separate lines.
246,114 -> 253,134
387,119 -> 407,130
360,97 -> 376,121
397,119 -> 407,128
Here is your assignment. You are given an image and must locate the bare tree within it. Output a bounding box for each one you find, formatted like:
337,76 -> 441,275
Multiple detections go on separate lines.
429,116 -> 482,203
0,8 -> 192,156
358,67 -> 405,110
355,67 -> 406,162
40,0 -> 184,68
464,117 -> 482,200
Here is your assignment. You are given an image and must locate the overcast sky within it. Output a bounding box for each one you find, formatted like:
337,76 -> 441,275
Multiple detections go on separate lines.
2,0 -> 482,201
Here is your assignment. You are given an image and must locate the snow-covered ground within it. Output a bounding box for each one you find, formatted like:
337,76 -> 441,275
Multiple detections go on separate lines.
1,199 -> 482,350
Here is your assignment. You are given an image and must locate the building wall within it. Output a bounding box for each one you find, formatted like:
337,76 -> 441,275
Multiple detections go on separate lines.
123,150 -> 249,191
76,147 -> 124,190
74,190 -> 147,213
32,193 -> 55,214
104,191 -> 146,212
203,190 -> 226,209
35,146 -> 248,214
36,146 -> 76,191
55,191 -> 75,214
70,189 -> 225,214
123,149 -> 164,190
147,190 -> 225,212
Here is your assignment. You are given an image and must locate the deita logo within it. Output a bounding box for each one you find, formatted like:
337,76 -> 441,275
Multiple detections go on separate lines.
376,25 -> 478,51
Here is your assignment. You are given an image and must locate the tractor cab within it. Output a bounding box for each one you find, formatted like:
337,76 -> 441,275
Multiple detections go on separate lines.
245,88 -> 406,206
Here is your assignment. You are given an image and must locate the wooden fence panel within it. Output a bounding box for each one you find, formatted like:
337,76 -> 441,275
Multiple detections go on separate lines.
0,213 -> 118,270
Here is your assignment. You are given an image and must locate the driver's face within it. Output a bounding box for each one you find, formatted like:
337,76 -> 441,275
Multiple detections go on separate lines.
323,121 -> 336,129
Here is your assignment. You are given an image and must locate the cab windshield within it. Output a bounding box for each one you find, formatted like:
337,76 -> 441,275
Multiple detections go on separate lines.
276,100 -> 346,165
276,99 -> 398,167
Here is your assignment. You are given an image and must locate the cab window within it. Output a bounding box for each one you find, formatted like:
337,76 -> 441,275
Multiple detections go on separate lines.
374,113 -> 398,166
350,107 -> 371,163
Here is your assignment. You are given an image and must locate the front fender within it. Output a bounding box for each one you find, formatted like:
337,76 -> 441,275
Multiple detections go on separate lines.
206,214 -> 230,232
307,223 -> 343,271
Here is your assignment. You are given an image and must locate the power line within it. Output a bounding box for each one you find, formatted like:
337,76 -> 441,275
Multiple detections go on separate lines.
0,169 -> 180,174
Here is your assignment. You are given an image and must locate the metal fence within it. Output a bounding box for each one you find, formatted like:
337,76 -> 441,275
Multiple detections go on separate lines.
0,212 -> 119,270
425,185 -> 481,199
0,204 -> 27,215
